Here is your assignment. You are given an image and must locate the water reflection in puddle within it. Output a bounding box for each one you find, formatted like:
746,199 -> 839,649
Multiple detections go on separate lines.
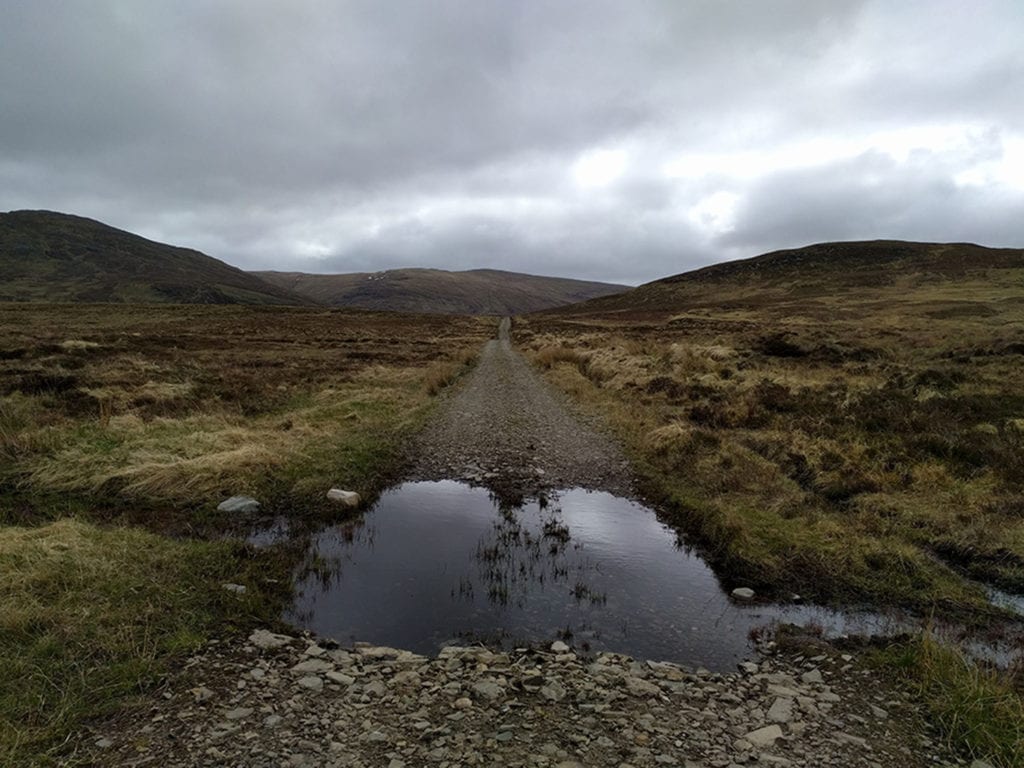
276,481 -> 955,671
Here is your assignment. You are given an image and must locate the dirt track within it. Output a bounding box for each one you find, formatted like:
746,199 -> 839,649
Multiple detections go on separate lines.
407,317 -> 633,500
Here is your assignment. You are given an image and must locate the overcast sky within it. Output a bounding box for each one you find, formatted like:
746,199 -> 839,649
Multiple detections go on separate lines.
2,1 -> 1022,284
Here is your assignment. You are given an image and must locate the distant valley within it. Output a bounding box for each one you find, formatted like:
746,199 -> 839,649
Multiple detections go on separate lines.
0,210 -> 626,314
255,268 -> 627,315
5,212 -> 1018,322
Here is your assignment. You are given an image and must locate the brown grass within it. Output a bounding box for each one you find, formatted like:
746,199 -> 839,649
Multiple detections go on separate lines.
0,302 -> 494,763
518,272 -> 1024,612
0,303 -> 492,524
534,345 -> 589,370
521,255 -> 1024,764
422,346 -> 479,396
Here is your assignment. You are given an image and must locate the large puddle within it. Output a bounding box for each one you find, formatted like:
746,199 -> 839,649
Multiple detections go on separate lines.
274,481 -> 976,671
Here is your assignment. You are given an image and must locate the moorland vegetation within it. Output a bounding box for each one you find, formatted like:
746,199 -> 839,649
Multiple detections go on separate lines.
2,238 -> 1023,765
0,302 -> 490,764
521,240 -> 1024,763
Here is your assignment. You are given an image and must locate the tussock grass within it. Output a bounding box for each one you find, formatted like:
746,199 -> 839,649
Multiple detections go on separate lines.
422,347 -> 478,396
21,393 -> 398,505
882,634 -> 1024,767
522,316 -> 1024,611
0,518 -> 288,766
0,304 -> 491,763
0,304 -> 490,519
58,340 -> 101,351
534,344 -> 589,370
1,394 -> 40,460
522,256 -> 1024,764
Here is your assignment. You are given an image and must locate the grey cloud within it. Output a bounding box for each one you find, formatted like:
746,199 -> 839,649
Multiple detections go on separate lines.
1,1 -> 1022,284
273,197 -> 711,285
719,147 -> 1024,255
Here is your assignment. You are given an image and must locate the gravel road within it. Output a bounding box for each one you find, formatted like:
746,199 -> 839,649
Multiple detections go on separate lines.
407,318 -> 634,500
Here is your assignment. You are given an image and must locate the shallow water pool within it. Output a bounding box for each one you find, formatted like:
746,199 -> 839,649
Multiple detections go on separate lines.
280,481 -> 920,671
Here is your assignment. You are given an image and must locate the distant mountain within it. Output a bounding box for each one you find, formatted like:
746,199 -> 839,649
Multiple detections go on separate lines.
0,210 -> 310,305
254,268 -> 628,315
551,240 -> 1024,319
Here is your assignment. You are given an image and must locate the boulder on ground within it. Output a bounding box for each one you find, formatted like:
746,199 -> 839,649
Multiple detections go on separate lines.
326,488 -> 361,508
248,629 -> 293,649
217,495 -> 261,513
745,724 -> 783,747
731,587 -> 756,600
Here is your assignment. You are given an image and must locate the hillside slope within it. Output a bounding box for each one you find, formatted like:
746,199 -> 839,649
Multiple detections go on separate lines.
255,268 -> 627,315
0,210 -> 310,305
521,237 -> 1024,618
552,240 -> 1024,321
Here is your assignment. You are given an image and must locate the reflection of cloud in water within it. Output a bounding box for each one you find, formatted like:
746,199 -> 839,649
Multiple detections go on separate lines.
274,481 -> 1024,672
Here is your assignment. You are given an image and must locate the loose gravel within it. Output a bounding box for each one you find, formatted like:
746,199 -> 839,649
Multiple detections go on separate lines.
407,318 -> 634,500
82,629 -> 964,768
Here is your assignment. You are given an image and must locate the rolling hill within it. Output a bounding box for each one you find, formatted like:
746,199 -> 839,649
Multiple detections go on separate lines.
254,268 -> 628,315
551,240 -> 1024,322
0,210 -> 310,305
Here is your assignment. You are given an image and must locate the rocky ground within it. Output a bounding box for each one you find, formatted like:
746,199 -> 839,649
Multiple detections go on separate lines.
406,318 -> 634,501
82,628 -> 972,768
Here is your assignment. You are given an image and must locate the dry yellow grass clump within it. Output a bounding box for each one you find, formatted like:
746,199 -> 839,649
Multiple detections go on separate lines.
0,303 -> 492,763
518,255 -> 1024,611
520,244 -> 1024,765
0,304 -> 491,520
